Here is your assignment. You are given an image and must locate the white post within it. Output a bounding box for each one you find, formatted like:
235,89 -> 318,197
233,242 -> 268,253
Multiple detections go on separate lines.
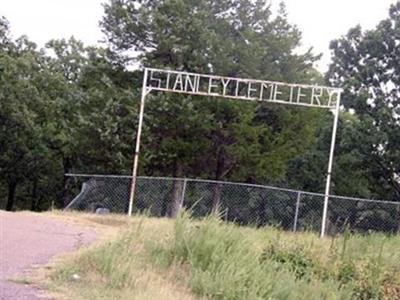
321,93 -> 341,237
128,68 -> 149,216
293,192 -> 301,232
180,178 -> 188,211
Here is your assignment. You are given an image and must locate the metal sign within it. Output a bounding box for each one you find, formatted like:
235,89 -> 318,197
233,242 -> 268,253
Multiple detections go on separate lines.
146,68 -> 341,109
128,67 -> 342,238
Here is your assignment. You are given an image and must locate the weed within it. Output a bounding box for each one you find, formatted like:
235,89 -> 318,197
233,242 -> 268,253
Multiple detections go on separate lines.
45,211 -> 400,300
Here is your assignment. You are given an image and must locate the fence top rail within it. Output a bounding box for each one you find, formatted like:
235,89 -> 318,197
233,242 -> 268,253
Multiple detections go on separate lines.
66,173 -> 133,179
65,173 -> 400,206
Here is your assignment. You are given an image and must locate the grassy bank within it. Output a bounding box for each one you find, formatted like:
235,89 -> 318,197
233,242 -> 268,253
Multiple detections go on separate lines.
46,212 -> 400,300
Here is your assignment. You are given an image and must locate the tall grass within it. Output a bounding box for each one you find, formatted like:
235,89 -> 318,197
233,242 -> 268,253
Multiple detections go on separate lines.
149,212 -> 400,299
48,216 -> 197,300
48,212 -> 400,300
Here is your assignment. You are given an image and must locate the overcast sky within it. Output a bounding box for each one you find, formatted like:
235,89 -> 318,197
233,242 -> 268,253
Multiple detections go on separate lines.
1,0 -> 398,72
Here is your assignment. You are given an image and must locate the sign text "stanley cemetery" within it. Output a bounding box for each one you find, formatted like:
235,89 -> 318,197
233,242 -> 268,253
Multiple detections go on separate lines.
146,68 -> 341,109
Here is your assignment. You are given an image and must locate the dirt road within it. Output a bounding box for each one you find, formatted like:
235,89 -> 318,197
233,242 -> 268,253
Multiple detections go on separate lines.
0,211 -> 96,300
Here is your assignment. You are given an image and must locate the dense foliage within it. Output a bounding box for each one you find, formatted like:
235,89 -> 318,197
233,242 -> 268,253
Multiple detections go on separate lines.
0,1 -> 399,211
327,2 -> 400,201
0,18 -> 138,210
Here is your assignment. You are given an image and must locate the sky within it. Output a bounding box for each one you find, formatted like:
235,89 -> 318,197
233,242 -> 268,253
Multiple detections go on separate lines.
1,0 -> 398,72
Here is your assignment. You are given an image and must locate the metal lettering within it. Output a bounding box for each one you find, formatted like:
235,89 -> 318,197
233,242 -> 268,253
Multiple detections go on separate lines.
327,89 -> 338,107
208,77 -> 219,94
311,87 -> 323,106
296,87 -> 306,103
269,83 -> 274,100
222,78 -> 230,96
247,82 -> 257,99
273,84 -> 282,101
235,80 -> 241,97
150,70 -> 161,88
185,75 -> 198,93
289,86 -> 294,102
166,72 -> 171,89
260,82 -> 269,101
145,68 -> 342,109
173,74 -> 184,91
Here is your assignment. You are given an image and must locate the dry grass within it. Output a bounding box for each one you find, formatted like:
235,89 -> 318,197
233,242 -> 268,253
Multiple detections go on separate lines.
34,211 -> 200,300
27,211 -> 400,300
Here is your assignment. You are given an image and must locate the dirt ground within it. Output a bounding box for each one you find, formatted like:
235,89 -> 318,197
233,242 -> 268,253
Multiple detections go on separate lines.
0,211 -> 97,300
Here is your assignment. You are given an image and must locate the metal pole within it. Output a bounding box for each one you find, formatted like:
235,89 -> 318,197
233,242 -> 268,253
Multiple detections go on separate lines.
128,68 -> 149,216
293,192 -> 301,232
180,178 -> 188,212
321,93 -> 341,237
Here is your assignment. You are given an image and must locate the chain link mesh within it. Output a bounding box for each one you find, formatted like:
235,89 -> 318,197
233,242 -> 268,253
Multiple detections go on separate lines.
65,175 -> 400,235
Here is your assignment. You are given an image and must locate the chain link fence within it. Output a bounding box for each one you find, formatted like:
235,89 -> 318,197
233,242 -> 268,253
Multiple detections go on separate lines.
64,174 -> 400,235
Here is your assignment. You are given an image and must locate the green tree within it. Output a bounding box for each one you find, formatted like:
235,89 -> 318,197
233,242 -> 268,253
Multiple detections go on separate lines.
101,0 -> 323,215
44,38 -> 137,206
327,2 -> 400,201
0,20 -> 138,210
0,28 -> 57,210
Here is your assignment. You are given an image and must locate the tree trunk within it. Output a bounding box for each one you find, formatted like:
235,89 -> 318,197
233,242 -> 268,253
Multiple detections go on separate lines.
396,205 -> 400,234
161,192 -> 169,217
30,178 -> 38,211
211,148 -> 225,214
211,183 -> 222,215
170,179 -> 184,218
257,194 -> 268,227
169,163 -> 183,218
61,157 -> 72,208
397,221 -> 400,235
6,181 -> 17,211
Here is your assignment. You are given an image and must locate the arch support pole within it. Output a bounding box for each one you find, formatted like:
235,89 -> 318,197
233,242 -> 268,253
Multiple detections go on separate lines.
321,94 -> 341,237
128,68 -> 149,216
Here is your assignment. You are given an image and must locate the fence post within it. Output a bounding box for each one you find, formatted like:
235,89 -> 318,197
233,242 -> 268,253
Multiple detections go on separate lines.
180,178 -> 188,212
293,192 -> 301,232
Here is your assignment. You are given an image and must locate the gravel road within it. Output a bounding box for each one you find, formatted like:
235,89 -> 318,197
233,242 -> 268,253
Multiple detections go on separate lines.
0,211 -> 96,300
